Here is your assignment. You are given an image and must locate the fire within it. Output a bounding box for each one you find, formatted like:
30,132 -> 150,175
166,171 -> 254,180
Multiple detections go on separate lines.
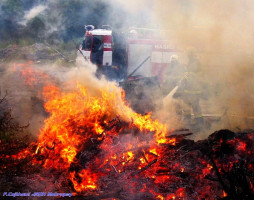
126,151 -> 134,160
10,61 -> 254,199
156,194 -> 164,200
11,149 -> 31,160
129,112 -> 169,144
222,190 -> 227,197
70,169 -> 98,192
149,148 -> 159,156
35,83 -> 112,169
236,141 -> 247,151
22,73 -> 173,192
202,164 -> 213,176
12,61 -> 52,89
250,181 -> 254,192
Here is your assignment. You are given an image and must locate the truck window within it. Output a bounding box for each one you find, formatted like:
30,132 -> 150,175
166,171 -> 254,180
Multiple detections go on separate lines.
92,36 -> 103,53
82,36 -> 92,50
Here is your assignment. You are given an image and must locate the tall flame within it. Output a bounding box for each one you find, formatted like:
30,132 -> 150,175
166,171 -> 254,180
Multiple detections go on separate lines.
11,61 -> 174,193
8,61 -> 254,198
32,79 -> 172,191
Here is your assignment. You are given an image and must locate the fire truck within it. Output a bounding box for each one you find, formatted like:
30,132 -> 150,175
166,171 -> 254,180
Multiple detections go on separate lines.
79,25 -> 179,80
79,25 -> 179,113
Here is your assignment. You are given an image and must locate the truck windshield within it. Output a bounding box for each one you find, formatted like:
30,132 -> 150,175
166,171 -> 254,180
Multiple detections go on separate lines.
82,36 -> 92,50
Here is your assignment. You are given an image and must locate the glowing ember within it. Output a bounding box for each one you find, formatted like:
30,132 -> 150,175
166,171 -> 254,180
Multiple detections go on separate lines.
236,141 -> 247,151
70,169 -> 98,192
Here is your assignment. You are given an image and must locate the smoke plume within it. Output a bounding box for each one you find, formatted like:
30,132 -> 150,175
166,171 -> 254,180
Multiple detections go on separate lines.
20,5 -> 48,26
152,0 -> 254,138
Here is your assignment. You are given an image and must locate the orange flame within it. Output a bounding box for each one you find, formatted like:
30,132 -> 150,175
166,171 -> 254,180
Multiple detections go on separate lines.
30,80 -> 172,191
10,61 -> 175,194
70,169 -> 98,192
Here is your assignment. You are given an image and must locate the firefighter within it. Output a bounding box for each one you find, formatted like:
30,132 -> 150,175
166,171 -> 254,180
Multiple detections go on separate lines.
162,55 -> 185,95
174,52 -> 204,130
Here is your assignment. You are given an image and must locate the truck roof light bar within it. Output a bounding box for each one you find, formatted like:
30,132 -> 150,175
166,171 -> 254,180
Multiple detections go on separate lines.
85,25 -> 95,31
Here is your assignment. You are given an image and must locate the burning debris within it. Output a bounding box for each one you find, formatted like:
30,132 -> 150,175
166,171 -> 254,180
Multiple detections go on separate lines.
0,61 -> 253,199
1,0 -> 254,199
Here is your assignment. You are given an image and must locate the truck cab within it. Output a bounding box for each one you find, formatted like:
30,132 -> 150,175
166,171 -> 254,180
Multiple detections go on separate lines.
80,25 -> 125,80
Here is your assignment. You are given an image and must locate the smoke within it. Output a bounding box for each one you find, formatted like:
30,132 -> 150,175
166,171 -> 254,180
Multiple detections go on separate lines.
109,0 -> 148,13
104,0 -> 156,28
0,2 -> 3,16
2,0 -> 156,42
0,58 -> 130,137
153,0 -> 254,138
21,1 -> 66,38
20,5 -> 48,26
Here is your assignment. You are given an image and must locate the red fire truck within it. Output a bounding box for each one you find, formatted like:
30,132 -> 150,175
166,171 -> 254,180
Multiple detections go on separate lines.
79,25 -> 180,113
79,25 -> 179,81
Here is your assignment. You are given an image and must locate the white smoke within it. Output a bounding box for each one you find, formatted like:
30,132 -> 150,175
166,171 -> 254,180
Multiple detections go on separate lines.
20,5 -> 48,25
108,0 -> 152,13
154,0 -> 254,138
106,0 -> 156,28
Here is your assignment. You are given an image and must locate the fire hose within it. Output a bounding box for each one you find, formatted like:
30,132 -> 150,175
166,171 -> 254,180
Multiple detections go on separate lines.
162,74 -> 186,105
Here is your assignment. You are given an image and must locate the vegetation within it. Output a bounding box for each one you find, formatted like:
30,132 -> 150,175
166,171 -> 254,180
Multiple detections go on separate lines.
0,0 -> 112,48
0,96 -> 27,142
